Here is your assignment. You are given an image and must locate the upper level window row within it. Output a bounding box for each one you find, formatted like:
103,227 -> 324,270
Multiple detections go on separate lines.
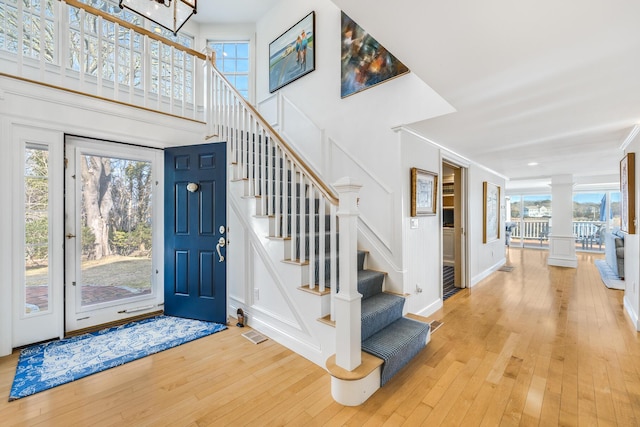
0,0 -> 195,102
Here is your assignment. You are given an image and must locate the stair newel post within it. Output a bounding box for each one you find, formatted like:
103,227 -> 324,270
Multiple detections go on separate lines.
333,177 -> 363,371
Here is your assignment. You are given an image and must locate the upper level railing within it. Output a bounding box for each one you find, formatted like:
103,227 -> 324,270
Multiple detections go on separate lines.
0,0 -> 206,121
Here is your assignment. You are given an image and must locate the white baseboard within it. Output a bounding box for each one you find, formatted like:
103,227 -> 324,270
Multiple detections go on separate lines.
547,256 -> 578,268
624,295 -> 640,331
471,259 -> 506,287
415,298 -> 443,318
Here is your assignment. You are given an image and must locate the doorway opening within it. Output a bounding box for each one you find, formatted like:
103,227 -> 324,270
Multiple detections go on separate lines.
64,136 -> 164,333
442,160 -> 468,299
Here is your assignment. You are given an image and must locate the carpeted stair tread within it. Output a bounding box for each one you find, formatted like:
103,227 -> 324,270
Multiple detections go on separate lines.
362,317 -> 430,386
361,293 -> 405,342
357,269 -> 385,299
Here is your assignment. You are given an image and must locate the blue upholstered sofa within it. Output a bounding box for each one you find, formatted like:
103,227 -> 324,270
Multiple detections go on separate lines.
604,229 -> 625,279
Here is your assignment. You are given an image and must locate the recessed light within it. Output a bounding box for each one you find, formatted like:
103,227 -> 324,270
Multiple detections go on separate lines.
528,162 -> 538,166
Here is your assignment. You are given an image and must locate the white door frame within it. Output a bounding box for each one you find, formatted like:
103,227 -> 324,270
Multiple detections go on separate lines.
441,157 -> 470,289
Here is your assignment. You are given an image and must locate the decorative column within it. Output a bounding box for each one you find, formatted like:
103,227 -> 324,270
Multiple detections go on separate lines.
548,174 -> 578,268
333,177 -> 363,371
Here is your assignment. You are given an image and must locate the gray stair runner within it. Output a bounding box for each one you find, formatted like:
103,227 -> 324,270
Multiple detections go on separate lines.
355,251 -> 430,386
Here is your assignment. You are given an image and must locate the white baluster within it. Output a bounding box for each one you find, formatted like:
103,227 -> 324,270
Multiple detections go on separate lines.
275,146 -> 282,236
282,156 -> 290,239
299,174 -> 307,264
290,163 -> 298,260
318,195 -> 326,293
330,202 -> 337,321
308,185 -> 316,289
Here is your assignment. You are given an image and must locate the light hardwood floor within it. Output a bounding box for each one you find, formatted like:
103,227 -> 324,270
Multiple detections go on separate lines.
1,248 -> 640,426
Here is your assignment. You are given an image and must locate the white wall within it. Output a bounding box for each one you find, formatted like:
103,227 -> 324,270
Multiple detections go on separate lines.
468,164 -> 508,285
399,130 -> 507,316
253,0 -> 453,285
399,131 -> 443,315
0,75 -> 206,356
250,0 -> 504,317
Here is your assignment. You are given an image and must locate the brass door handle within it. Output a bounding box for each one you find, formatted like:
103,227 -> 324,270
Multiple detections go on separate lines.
216,237 -> 226,262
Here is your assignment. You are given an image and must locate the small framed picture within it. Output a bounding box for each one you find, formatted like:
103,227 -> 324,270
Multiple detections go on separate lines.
620,152 -> 635,234
483,181 -> 501,243
410,168 -> 437,216
269,12 -> 315,93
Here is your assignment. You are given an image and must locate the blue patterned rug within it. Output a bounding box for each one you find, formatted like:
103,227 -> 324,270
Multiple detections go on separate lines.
9,315 -> 226,401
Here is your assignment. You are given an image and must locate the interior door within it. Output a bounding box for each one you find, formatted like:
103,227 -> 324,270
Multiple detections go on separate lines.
164,143 -> 227,323
64,137 -> 163,332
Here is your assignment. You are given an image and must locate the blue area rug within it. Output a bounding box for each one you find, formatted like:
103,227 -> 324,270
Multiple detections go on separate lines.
594,259 -> 625,290
9,315 -> 226,401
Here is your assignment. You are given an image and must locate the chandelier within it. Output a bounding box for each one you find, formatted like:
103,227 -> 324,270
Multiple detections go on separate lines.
119,0 -> 197,35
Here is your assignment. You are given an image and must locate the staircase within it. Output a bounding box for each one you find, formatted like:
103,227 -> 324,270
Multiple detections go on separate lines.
209,62 -> 430,401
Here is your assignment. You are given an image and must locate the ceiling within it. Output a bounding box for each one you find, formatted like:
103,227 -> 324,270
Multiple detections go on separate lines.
195,0 -> 640,190
192,0 -> 280,24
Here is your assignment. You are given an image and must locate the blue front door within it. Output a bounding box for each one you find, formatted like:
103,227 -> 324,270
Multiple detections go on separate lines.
164,143 -> 227,323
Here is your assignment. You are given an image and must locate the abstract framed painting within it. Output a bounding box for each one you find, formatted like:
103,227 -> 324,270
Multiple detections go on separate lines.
341,11 -> 409,98
269,11 -> 315,93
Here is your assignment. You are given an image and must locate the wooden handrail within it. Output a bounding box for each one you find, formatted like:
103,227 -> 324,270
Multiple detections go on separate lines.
209,63 -> 339,205
61,0 -> 206,60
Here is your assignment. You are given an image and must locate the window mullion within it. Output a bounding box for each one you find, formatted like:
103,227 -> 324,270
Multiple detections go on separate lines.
113,21 -> 119,100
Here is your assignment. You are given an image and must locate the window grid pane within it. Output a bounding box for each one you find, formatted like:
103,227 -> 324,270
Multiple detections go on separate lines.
208,40 -> 250,100
24,145 -> 50,314
2,0 -> 195,103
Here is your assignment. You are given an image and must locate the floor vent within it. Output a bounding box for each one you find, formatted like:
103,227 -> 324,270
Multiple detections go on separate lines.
498,265 -> 515,272
242,330 -> 268,345
429,320 -> 443,334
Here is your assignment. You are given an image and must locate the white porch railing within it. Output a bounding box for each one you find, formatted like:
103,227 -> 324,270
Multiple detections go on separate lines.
509,219 -> 605,250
